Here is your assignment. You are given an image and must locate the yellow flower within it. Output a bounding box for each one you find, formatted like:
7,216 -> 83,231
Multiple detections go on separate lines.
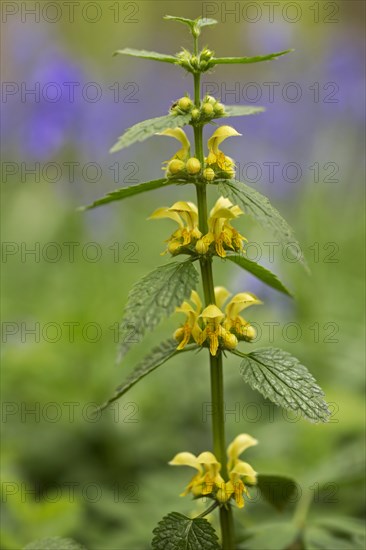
169,451 -> 222,497
169,433 -> 257,508
195,196 -> 247,258
198,304 -> 226,356
157,128 -> 191,176
174,290 -> 202,349
149,201 -> 202,254
214,286 -> 262,341
223,291 -> 262,341
206,125 -> 241,175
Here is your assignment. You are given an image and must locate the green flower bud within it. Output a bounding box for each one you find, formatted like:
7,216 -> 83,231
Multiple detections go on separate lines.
190,56 -> 199,69
191,108 -> 200,120
203,168 -> 215,181
205,95 -> 216,105
200,48 -> 214,61
167,159 -> 186,175
214,102 -> 225,115
186,157 -> 201,175
178,97 -> 193,111
202,103 -> 214,116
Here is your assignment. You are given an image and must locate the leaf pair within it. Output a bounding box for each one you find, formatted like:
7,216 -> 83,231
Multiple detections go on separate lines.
114,46 -> 293,69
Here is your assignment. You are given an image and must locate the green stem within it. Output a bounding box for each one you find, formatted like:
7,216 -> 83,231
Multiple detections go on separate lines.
193,70 -> 236,550
293,487 -> 313,530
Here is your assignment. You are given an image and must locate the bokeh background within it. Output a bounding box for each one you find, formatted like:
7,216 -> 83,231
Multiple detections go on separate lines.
1,1 -> 365,548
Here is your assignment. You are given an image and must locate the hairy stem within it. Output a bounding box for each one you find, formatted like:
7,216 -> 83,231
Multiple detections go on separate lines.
193,70 -> 236,550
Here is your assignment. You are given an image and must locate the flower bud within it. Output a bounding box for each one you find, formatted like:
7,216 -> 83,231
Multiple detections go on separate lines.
167,159 -> 186,175
223,331 -> 238,350
203,168 -> 215,181
178,97 -> 193,111
186,157 -> 201,175
191,108 -> 200,120
214,102 -> 225,115
201,49 -> 213,61
190,56 -> 199,69
242,325 -> 256,341
216,487 -> 230,503
205,95 -> 216,105
223,167 -> 236,179
202,103 -> 214,116
196,239 -> 209,255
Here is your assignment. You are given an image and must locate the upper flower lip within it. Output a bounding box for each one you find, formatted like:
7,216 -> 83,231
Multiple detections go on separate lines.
207,125 -> 242,153
157,127 -> 191,162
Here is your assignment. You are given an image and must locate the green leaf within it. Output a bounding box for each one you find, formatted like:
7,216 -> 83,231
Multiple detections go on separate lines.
113,48 -> 178,64
225,254 -> 293,297
211,49 -> 294,66
195,18 -> 218,29
152,512 -> 220,550
164,15 -> 197,28
110,113 -> 192,153
314,517 -> 366,545
119,260 -> 199,360
223,105 -> 265,117
24,538 -> 86,550
99,339 -> 197,411
304,526 -> 360,550
240,522 -> 297,550
78,179 -> 171,211
217,179 -> 308,270
232,347 -> 330,423
257,474 -> 298,512
164,15 -> 217,33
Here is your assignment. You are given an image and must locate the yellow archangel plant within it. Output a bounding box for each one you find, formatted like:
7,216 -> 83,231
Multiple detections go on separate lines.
81,14 -> 331,550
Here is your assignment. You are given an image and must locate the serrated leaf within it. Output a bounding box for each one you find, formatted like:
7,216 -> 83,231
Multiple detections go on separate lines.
223,105 -> 265,117
232,347 -> 330,423
152,512 -> 220,550
257,474 -> 298,512
240,522 -> 297,550
217,179 -> 308,270
113,48 -> 178,64
119,260 -> 199,360
304,526 -> 359,550
24,538 -> 86,550
225,254 -> 293,297
211,49 -> 294,66
99,339 -> 198,411
79,179 -> 170,211
110,113 -> 192,153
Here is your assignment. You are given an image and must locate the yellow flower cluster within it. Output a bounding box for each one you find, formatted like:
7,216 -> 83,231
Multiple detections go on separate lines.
169,434 -> 258,508
158,125 -> 240,181
173,287 -> 261,355
149,196 -> 246,257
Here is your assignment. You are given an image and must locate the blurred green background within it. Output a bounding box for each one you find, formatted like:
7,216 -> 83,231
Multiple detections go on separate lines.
1,1 -> 365,548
